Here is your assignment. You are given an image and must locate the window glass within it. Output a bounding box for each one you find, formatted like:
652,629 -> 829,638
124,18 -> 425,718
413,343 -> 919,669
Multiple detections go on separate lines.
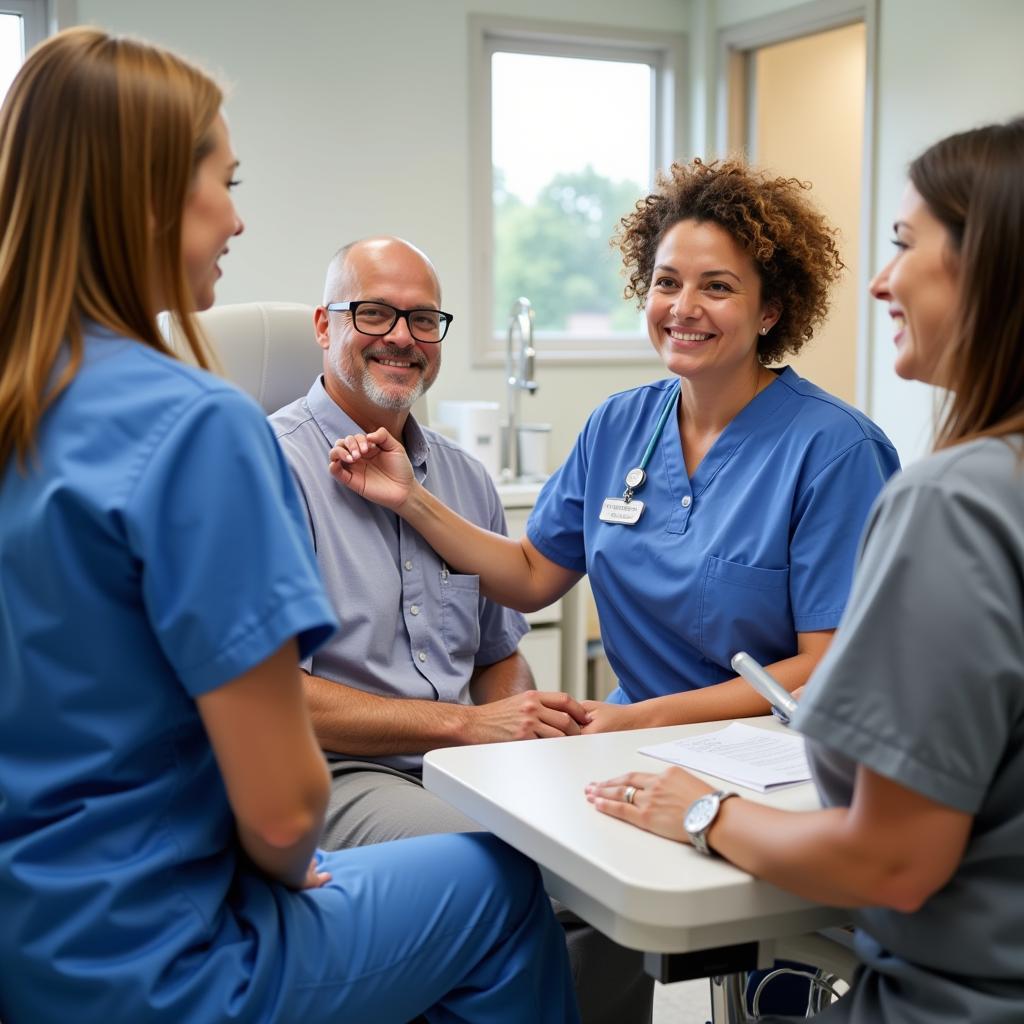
490,51 -> 652,343
0,12 -> 24,102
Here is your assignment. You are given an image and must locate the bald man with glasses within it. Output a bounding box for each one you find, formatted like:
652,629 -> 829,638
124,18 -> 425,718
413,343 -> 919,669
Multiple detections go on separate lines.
269,236 -> 653,1024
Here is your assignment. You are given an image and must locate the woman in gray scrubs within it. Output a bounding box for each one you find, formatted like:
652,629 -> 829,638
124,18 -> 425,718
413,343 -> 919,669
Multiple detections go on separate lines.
587,117 -> 1024,1022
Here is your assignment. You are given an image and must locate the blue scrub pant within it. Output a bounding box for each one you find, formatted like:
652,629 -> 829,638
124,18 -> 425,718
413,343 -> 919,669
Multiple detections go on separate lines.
278,831 -> 580,1024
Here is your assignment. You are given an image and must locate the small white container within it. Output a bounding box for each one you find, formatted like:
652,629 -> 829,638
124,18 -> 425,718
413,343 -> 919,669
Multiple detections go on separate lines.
516,423 -> 551,480
435,400 -> 501,479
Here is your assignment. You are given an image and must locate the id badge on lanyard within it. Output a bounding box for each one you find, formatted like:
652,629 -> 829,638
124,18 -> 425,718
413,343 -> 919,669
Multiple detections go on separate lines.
599,382 -> 679,527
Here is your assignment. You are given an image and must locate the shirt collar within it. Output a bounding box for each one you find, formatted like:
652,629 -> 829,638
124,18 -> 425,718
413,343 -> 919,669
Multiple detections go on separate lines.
305,375 -> 430,469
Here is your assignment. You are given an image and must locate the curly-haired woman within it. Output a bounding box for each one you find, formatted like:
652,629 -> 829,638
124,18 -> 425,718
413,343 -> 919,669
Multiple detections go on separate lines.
329,158 -> 899,732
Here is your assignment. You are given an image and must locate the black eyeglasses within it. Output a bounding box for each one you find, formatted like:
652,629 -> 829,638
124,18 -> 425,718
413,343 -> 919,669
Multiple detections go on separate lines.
325,300 -> 454,343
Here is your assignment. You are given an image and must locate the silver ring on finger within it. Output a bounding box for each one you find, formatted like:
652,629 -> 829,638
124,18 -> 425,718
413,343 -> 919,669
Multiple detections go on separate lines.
624,785 -> 637,806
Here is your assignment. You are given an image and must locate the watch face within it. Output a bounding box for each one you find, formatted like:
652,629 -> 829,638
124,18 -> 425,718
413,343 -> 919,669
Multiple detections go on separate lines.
684,794 -> 718,834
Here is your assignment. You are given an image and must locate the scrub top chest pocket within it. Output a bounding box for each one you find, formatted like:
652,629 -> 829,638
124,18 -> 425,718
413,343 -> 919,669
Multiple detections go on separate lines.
699,556 -> 794,669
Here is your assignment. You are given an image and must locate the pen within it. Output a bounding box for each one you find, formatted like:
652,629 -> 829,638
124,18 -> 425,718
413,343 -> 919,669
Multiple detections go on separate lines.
731,651 -> 800,725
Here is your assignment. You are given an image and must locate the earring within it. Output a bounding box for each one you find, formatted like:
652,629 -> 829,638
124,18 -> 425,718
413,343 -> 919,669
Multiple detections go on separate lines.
759,327 -> 769,336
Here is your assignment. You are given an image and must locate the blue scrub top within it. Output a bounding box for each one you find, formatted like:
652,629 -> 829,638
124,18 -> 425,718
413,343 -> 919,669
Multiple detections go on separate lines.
527,369 -> 899,703
0,327 -> 337,1021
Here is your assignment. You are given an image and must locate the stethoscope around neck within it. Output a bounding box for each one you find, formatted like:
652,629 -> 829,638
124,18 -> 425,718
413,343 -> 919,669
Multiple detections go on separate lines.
621,380 -> 681,504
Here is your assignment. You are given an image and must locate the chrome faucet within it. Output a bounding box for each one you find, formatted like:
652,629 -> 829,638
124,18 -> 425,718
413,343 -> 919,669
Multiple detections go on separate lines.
502,297 -> 537,480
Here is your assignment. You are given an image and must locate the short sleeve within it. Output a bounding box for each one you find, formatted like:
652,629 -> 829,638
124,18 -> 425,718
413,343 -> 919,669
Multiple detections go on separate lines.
526,422 -> 590,573
125,389 -> 337,697
795,474 -> 1024,813
474,479 -> 530,665
789,439 -> 898,632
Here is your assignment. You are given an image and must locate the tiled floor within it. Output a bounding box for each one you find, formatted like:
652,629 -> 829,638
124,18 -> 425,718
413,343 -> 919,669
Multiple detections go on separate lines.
654,978 -> 712,1023
654,974 -> 851,1020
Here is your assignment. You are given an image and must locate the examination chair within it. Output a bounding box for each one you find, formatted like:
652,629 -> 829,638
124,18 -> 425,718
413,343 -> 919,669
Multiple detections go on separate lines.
164,301 -> 321,413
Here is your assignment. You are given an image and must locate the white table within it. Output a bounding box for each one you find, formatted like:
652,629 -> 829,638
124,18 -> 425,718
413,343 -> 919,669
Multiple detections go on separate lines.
424,717 -> 850,1019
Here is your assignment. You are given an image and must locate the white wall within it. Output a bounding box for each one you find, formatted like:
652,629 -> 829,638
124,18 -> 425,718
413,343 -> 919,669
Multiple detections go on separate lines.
867,0 -> 1024,462
70,0 -> 688,467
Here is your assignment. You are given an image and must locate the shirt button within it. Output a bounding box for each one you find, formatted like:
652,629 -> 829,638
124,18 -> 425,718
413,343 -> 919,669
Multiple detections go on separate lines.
410,605 -> 420,616
681,495 -> 692,508
417,651 -> 427,663
404,559 -> 413,571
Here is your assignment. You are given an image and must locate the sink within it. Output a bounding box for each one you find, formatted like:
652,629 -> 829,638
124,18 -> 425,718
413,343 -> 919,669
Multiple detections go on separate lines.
495,477 -> 549,506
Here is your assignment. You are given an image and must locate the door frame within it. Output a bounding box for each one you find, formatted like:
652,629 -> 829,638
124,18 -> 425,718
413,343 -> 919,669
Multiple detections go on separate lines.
715,0 -> 878,412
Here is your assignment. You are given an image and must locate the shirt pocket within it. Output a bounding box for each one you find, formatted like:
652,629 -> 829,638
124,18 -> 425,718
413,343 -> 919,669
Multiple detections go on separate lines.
698,556 -> 793,668
440,572 -> 482,659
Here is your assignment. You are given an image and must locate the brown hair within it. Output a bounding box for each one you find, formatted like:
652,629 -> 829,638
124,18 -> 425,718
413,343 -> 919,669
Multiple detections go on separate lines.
909,119 -> 1024,449
0,27 -> 223,467
615,158 -> 843,364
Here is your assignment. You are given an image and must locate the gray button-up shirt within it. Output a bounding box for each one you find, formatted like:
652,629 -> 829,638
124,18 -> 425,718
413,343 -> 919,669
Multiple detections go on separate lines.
270,377 -> 528,771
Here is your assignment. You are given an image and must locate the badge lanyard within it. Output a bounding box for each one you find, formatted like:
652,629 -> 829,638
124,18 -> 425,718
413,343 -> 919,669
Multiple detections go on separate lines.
599,381 -> 680,526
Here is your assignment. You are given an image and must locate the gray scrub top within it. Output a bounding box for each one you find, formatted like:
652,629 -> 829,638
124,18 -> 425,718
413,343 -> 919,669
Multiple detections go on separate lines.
794,436 -> 1024,1023
270,378 -> 528,773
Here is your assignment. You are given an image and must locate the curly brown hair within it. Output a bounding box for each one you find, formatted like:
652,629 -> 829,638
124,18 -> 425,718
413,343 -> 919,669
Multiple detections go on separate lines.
614,158 -> 843,363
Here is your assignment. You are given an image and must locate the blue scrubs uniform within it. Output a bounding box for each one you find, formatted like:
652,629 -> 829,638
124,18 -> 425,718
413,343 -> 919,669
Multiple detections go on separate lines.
528,369 -> 899,703
0,326 -> 578,1024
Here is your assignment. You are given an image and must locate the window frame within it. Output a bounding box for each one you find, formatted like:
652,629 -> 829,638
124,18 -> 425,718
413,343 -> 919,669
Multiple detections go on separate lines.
1,0 -> 47,55
469,15 -> 687,367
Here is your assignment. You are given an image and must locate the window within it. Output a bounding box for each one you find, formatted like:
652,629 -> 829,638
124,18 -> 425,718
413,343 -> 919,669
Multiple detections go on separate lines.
471,18 -> 686,364
0,2 -> 47,102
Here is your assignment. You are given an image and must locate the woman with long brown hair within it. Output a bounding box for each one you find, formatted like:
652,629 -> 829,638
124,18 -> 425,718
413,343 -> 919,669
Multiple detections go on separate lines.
0,28 -> 577,1024
588,118 -> 1024,1022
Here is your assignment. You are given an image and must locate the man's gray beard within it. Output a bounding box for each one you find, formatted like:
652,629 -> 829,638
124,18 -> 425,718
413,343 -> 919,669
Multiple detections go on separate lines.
331,345 -> 431,412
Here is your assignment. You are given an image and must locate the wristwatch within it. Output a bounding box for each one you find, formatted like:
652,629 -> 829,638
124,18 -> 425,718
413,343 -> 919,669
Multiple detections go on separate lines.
684,790 -> 738,856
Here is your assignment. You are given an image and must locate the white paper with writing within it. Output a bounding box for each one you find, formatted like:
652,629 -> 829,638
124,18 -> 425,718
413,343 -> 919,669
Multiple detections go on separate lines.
639,722 -> 812,792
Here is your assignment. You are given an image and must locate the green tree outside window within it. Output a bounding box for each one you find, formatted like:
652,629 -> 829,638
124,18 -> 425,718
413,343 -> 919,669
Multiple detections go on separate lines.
493,165 -> 645,336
